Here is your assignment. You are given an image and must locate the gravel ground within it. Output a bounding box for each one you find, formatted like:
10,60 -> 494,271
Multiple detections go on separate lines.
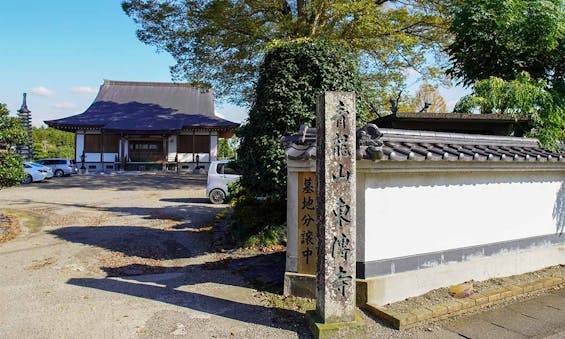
0,174 -> 559,339
0,174 -> 309,338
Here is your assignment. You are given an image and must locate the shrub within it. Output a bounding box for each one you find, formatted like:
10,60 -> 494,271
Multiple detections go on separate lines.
0,151 -> 26,188
0,103 -> 27,188
227,193 -> 286,247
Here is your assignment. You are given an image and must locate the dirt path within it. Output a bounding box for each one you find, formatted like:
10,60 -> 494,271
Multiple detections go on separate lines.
0,174 -> 309,338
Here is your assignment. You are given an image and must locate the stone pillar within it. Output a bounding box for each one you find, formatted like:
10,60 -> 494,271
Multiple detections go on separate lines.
308,92 -> 363,337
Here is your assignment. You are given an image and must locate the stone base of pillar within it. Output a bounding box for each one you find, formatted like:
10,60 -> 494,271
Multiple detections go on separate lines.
306,310 -> 366,339
283,272 -> 316,298
284,272 -> 369,307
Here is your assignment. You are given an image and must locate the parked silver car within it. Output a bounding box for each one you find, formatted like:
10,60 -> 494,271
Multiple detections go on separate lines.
36,158 -> 78,177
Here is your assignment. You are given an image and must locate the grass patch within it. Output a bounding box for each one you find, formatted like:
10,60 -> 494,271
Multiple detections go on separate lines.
260,291 -> 315,314
242,224 -> 286,248
1,209 -> 43,233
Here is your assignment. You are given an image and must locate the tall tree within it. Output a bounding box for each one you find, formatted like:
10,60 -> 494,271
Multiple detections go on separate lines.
122,0 -> 451,107
447,0 -> 564,148
218,137 -> 238,160
0,103 -> 27,188
453,73 -> 564,149
32,127 -> 75,160
447,0 -> 565,89
409,83 -> 447,113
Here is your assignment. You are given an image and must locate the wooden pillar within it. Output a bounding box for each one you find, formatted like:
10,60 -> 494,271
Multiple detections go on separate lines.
192,130 -> 196,165
100,130 -> 104,169
162,135 -> 167,171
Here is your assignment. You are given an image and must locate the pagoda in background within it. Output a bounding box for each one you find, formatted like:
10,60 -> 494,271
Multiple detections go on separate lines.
17,93 -> 33,160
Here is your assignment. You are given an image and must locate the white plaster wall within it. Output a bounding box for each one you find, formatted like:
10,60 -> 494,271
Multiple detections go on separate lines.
75,133 -> 84,161
123,139 -> 128,160
85,153 -> 101,162
210,135 -> 218,161
356,172 -> 367,262
102,153 -> 118,162
176,153 -> 210,163
195,153 -> 210,162
363,171 -> 563,262
168,135 -> 177,161
367,244 -> 565,305
177,153 -> 192,162
286,171 -> 299,272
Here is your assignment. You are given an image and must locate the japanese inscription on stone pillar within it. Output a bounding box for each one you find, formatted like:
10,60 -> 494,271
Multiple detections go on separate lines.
297,172 -> 317,275
316,92 -> 356,323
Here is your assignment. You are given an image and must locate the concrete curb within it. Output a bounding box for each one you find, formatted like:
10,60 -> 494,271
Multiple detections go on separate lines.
364,276 -> 564,330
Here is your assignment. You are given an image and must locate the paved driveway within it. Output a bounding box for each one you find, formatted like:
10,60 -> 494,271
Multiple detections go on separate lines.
0,174 -> 308,338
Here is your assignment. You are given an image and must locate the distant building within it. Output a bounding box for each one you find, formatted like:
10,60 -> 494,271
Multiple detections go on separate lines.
45,80 -> 239,172
372,112 -> 532,136
17,93 -> 33,160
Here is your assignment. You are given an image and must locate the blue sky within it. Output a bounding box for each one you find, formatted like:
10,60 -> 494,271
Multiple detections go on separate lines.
1,1 -> 467,127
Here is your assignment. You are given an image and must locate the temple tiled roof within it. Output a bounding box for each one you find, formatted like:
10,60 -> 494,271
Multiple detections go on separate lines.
45,80 -> 239,132
282,124 -> 565,163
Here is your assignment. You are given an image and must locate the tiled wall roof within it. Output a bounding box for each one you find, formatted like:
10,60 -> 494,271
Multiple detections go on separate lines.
282,124 -> 565,163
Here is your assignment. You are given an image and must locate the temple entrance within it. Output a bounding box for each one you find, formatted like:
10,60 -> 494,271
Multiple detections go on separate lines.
126,138 -> 165,171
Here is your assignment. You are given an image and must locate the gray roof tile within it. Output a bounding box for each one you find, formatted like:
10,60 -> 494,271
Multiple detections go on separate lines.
45,80 -> 238,132
281,124 -> 565,163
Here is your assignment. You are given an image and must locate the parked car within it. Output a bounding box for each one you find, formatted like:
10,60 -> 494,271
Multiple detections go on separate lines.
22,163 -> 47,184
25,162 -> 54,179
206,160 -> 241,204
35,158 -> 78,177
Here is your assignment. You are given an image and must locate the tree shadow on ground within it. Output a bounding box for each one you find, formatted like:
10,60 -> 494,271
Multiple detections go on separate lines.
67,252 -> 306,336
34,174 -> 206,191
160,197 -> 211,204
9,199 -> 223,226
100,203 -> 222,224
98,251 -> 287,294
49,225 -> 214,260
67,273 -> 312,337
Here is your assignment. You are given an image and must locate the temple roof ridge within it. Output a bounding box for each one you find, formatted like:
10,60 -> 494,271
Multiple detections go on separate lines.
102,79 -> 211,90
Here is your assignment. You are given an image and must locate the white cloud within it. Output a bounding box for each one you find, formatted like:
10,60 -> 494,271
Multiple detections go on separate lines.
445,99 -> 459,112
402,67 -> 420,77
53,102 -> 78,110
69,86 -> 98,94
30,86 -> 54,97
215,111 -> 227,119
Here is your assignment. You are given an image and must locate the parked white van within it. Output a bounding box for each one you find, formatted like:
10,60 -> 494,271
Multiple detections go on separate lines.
206,160 -> 241,204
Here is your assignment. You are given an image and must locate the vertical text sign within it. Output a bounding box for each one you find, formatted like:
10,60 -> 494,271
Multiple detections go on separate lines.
297,172 -> 317,275
316,92 -> 356,323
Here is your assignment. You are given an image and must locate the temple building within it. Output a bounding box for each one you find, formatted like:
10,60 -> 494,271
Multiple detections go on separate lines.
46,80 -> 239,172
371,112 -> 531,136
